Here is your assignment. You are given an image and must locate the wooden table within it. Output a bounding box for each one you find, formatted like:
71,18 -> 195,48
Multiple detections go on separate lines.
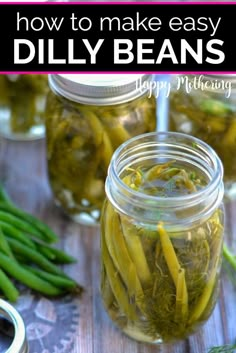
0,122 -> 236,353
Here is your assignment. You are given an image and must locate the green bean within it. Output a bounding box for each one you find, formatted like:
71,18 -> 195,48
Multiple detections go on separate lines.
0,252 -> 63,296
6,237 -> 66,277
23,265 -> 79,291
0,201 -> 58,243
0,185 -> 11,204
0,269 -> 19,302
35,242 -> 77,264
0,227 -> 15,259
0,221 -> 36,249
0,210 -> 43,238
35,243 -> 56,261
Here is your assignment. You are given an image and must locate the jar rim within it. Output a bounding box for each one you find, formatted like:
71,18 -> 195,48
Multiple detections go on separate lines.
0,299 -> 28,353
106,131 -> 224,226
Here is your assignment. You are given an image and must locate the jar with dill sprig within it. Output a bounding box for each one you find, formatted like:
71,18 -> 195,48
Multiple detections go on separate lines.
168,74 -> 236,200
45,74 -> 156,226
100,131 -> 225,344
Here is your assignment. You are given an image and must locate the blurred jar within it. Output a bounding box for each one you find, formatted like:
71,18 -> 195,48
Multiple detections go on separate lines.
45,74 -> 157,226
0,74 -> 48,140
101,131 -> 224,344
0,298 -> 28,353
168,74 -> 236,199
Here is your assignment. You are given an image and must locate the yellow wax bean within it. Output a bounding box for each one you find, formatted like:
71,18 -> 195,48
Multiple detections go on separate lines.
158,222 -> 181,288
121,218 -> 152,289
175,268 -> 188,322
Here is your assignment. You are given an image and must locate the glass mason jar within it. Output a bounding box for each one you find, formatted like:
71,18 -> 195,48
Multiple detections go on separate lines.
168,74 -> 236,199
45,74 -> 157,226
0,299 -> 28,353
100,131 -> 224,344
0,74 -> 49,140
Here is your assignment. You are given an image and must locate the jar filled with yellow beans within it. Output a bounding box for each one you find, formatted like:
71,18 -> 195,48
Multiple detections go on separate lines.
168,74 -> 236,199
101,131 -> 224,344
0,74 -> 49,140
45,74 -> 157,226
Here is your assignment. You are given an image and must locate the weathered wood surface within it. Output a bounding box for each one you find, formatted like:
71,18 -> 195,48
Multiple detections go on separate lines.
0,126 -> 235,353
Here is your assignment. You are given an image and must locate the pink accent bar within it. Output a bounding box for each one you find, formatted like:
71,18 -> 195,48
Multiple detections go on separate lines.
1,71 -> 236,75
1,1 -> 236,4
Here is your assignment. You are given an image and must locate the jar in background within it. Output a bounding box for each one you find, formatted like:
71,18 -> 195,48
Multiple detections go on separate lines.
169,74 -> 236,199
45,74 -> 157,226
0,75 -> 48,140
101,132 -> 224,344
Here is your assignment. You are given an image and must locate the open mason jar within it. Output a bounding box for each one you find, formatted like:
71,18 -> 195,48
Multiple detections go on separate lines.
45,74 -> 157,226
100,131 -> 224,344
0,299 -> 28,353
0,75 -> 48,140
169,74 -> 236,199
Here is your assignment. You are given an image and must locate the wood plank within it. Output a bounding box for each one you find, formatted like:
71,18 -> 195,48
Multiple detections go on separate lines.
0,116 -> 235,353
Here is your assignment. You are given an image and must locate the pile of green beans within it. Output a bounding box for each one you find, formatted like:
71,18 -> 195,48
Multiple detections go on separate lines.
0,184 -> 82,302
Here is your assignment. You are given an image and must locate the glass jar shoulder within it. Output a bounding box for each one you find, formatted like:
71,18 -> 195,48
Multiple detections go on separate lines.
45,91 -> 157,149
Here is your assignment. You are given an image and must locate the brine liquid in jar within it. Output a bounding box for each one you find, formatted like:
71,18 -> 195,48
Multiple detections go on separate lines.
101,131 -> 224,344
169,74 -> 236,200
0,74 -> 48,140
45,74 -> 157,226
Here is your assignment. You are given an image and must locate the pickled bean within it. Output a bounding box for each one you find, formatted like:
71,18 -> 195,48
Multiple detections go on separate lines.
101,161 -> 224,342
175,268 -> 188,322
0,75 -> 48,136
108,208 -> 144,300
169,88 -> 236,192
188,230 -> 223,324
121,219 -> 152,288
102,235 -> 138,322
157,222 -> 182,287
45,88 -> 156,223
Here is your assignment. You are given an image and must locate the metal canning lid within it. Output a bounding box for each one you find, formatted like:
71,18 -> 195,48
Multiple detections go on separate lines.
0,299 -> 28,353
48,74 -> 154,105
